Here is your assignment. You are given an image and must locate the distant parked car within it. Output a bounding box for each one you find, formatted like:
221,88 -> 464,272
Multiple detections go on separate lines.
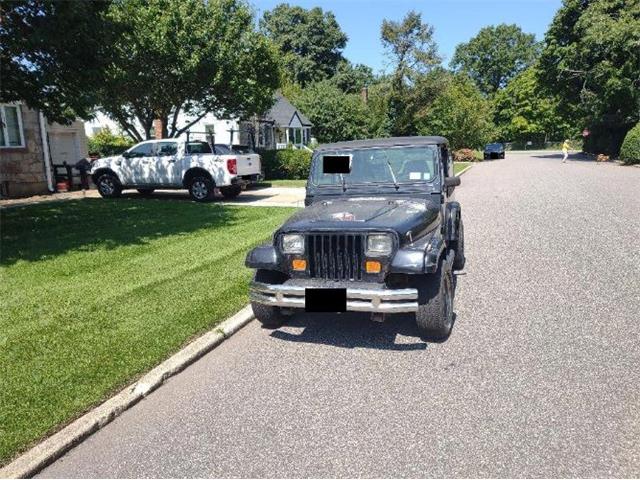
484,143 -> 505,160
91,139 -> 262,202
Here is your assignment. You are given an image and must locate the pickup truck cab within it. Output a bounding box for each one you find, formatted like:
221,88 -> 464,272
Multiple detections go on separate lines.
91,139 -> 262,202
245,136 -> 465,340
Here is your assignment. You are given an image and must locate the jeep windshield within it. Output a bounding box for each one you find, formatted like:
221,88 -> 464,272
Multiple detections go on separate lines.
310,146 -> 438,188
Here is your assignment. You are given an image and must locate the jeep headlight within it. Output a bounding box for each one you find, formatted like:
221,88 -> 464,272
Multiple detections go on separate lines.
281,234 -> 304,254
366,234 -> 393,256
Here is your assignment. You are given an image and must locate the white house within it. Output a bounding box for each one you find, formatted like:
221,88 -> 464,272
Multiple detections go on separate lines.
84,93 -> 313,150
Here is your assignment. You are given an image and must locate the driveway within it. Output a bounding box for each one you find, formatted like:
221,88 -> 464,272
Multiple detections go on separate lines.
39,153 -> 640,478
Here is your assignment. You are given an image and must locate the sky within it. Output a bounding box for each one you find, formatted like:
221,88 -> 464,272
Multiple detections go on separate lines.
249,0 -> 563,74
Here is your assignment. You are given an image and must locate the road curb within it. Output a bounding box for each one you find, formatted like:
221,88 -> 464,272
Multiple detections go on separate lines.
456,164 -> 473,176
0,305 -> 255,479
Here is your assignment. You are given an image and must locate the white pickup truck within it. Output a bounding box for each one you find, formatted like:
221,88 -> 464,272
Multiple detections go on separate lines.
90,139 -> 262,201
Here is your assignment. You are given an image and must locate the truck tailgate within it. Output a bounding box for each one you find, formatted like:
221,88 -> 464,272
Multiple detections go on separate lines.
236,154 -> 261,176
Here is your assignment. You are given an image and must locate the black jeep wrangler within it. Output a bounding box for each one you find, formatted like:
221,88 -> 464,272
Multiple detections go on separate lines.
245,136 -> 465,339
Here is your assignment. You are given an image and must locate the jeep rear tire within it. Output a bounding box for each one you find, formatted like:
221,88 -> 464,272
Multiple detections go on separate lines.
137,188 -> 155,196
220,185 -> 242,199
96,173 -> 122,198
188,176 -> 215,202
415,257 -> 454,340
453,219 -> 466,270
251,301 -> 284,329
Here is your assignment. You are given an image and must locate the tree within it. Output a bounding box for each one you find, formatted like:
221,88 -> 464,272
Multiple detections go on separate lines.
451,24 -> 540,95
329,60 -> 375,94
381,11 -> 441,135
260,4 -> 348,87
417,74 -> 494,149
538,0 -> 640,155
87,128 -> 135,157
98,0 -> 280,141
289,81 -> 370,143
0,0 -> 116,123
493,67 -> 575,143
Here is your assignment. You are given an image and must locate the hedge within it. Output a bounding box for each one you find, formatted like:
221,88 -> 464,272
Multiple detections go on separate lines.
620,124 -> 640,165
259,148 -> 313,180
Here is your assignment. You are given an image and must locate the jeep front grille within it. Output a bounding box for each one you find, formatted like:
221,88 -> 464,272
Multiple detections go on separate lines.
306,233 -> 365,281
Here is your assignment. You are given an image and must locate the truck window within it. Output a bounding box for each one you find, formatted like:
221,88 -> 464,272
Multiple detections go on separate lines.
156,141 -> 178,156
127,142 -> 154,157
186,142 -> 212,154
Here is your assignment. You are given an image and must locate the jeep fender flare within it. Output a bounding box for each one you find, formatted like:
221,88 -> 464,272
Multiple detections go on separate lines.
445,202 -> 462,244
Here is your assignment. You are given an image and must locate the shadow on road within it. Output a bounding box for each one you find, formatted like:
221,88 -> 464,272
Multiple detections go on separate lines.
530,152 -> 594,162
269,310 -> 457,351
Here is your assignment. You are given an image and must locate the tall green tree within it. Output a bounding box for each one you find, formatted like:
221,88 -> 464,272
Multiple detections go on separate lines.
289,81 -> 370,143
0,0 -> 116,123
381,11 -> 441,135
260,4 -> 347,87
417,74 -> 494,149
493,67 -> 575,143
538,0 -> 640,155
98,0 -> 280,141
451,24 -> 540,95
329,60 -> 375,94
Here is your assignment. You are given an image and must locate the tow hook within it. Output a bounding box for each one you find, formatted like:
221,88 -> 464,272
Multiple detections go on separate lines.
371,313 -> 385,323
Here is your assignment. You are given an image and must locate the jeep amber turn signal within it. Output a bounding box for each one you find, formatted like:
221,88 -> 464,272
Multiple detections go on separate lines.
292,259 -> 307,271
365,261 -> 381,273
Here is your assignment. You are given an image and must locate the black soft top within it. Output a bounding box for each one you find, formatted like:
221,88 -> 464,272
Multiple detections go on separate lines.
315,136 -> 448,152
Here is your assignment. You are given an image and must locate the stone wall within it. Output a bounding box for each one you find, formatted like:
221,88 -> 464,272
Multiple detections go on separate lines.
0,106 -> 48,198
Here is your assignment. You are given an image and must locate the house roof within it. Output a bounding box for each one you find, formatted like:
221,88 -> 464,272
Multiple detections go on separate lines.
265,93 -> 312,127
316,136 -> 449,151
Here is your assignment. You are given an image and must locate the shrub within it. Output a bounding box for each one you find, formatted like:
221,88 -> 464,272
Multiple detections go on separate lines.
87,128 -> 134,157
620,124 -> 640,165
259,148 -> 313,180
453,148 -> 482,162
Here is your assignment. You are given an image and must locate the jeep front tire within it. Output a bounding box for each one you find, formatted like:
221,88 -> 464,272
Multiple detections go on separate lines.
415,257 -> 454,340
251,301 -> 284,328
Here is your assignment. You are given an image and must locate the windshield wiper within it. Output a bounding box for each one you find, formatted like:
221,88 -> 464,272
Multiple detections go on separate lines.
385,160 -> 399,191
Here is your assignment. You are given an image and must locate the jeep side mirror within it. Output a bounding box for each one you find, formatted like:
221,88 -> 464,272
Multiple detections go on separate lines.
444,176 -> 461,187
122,151 -> 131,158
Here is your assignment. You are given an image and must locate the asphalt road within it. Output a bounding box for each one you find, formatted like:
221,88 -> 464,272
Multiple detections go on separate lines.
39,153 -> 640,478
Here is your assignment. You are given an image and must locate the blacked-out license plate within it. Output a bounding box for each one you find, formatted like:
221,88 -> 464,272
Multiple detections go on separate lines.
305,288 -> 347,312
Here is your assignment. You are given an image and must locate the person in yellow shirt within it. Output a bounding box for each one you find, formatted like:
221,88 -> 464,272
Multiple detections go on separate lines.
562,139 -> 570,163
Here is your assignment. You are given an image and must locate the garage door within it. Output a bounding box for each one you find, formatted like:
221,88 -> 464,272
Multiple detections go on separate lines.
49,132 -> 81,164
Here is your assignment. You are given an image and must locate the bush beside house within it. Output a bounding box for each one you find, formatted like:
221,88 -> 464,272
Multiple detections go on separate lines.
260,148 -> 312,180
620,124 -> 640,165
88,128 -> 134,157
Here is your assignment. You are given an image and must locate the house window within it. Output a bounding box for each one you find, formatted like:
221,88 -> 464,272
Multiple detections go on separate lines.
0,104 -> 25,148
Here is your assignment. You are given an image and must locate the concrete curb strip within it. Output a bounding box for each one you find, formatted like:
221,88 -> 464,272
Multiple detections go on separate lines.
456,164 -> 473,176
0,305 -> 255,479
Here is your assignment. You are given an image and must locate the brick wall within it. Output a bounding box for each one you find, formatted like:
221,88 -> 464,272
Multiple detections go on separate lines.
0,107 -> 48,198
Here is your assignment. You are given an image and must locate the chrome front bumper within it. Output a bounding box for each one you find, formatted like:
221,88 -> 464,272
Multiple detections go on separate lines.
249,281 -> 419,313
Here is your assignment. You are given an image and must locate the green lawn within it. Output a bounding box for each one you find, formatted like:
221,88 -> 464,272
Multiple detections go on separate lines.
0,198 -> 295,465
454,162 -> 472,174
256,179 -> 307,188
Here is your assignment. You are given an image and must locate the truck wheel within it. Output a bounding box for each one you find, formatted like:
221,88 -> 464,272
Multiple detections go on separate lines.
137,188 -> 155,196
251,301 -> 284,329
453,219 -> 466,270
96,173 -> 122,198
415,258 -> 454,340
188,176 -> 215,202
220,185 -> 242,199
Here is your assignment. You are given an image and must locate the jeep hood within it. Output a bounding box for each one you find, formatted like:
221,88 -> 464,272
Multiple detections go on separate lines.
279,197 -> 440,238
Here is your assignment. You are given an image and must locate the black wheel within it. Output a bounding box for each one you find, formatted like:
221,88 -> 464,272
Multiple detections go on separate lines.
251,301 -> 284,328
96,173 -> 122,198
188,176 -> 215,202
220,185 -> 242,199
453,219 -> 466,271
137,188 -> 155,196
415,257 -> 455,340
